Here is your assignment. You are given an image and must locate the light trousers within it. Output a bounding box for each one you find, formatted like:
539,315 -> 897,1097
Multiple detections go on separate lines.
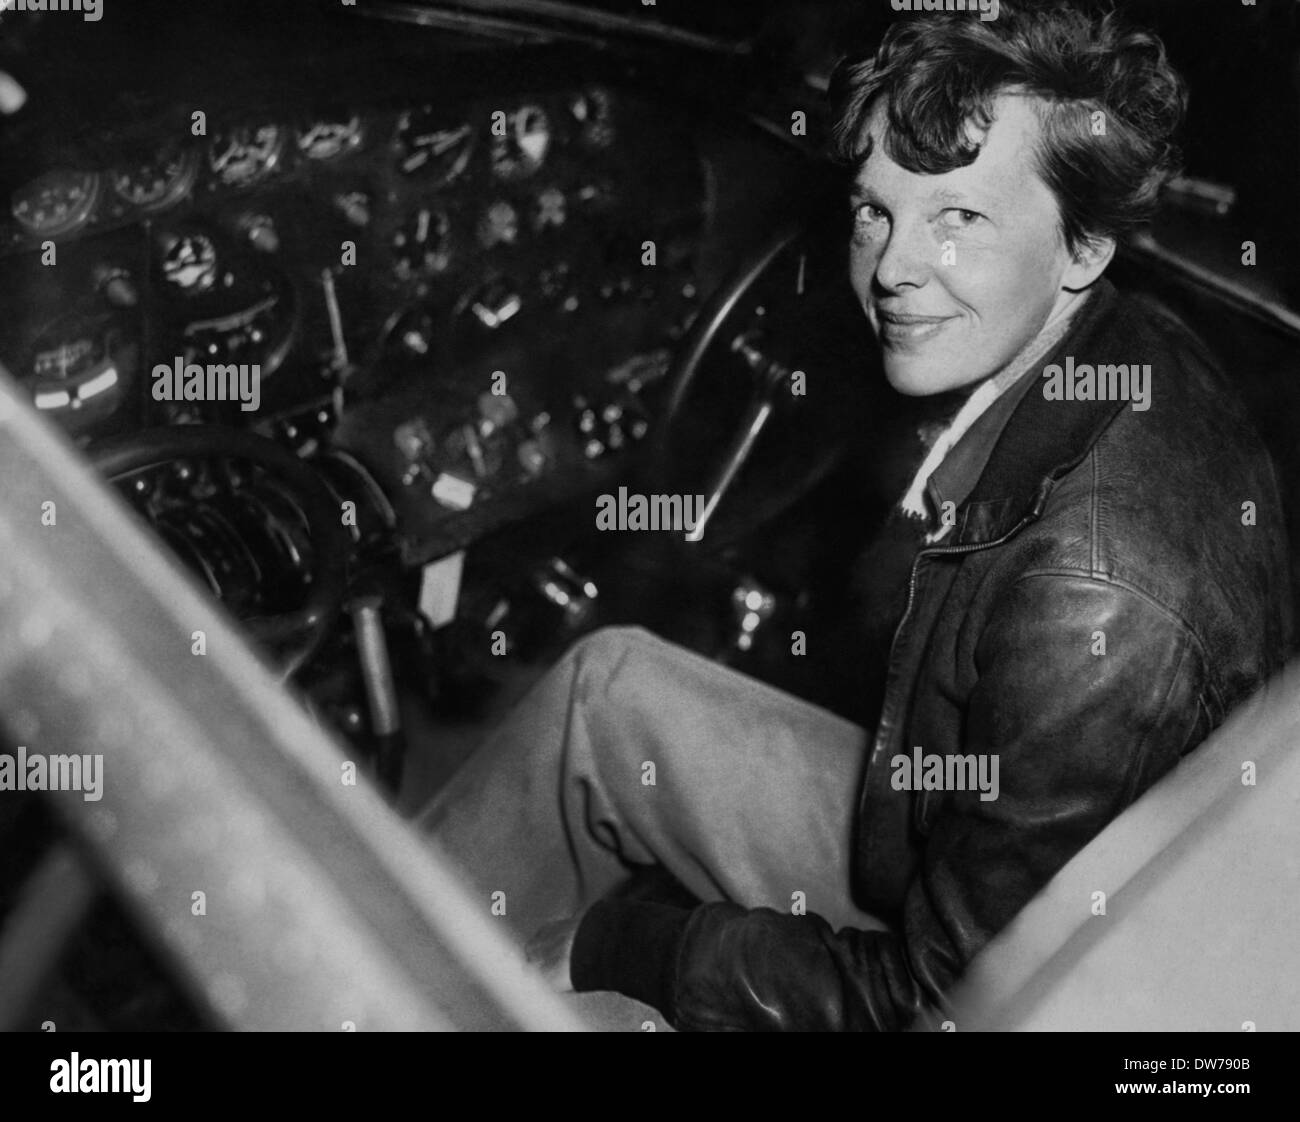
416,625 -> 885,1028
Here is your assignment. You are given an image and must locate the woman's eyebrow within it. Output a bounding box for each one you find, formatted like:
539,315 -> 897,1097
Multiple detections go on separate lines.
849,182 -> 889,206
930,188 -> 978,207
851,183 -> 992,210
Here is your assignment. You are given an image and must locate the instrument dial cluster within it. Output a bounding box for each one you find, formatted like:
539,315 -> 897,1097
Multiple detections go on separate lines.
394,108 -> 474,184
2,108 -> 375,249
0,79 -> 706,524
208,125 -> 286,190
297,113 -> 365,163
111,141 -> 200,213
1,85 -> 637,254
11,170 -> 101,238
374,85 -> 688,313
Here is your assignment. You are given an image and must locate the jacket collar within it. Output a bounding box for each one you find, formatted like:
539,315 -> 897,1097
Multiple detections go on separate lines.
944,277 -> 1134,546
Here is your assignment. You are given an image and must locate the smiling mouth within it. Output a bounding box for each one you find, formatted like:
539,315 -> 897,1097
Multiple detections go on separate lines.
875,310 -> 957,348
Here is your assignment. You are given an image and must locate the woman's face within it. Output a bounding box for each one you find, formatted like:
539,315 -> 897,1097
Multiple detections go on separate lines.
849,94 -> 1097,396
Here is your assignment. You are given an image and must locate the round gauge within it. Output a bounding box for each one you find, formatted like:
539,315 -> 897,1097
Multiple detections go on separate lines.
11,170 -> 101,237
570,87 -> 616,148
209,125 -> 284,189
491,105 -> 551,182
160,231 -> 219,295
391,206 -> 452,281
111,142 -> 199,212
333,190 -> 372,228
26,311 -> 137,427
182,274 -> 297,382
478,200 -> 519,249
297,114 -> 364,161
395,108 -> 474,184
532,186 -> 567,233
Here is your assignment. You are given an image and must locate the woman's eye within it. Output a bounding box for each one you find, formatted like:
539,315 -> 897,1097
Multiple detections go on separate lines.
941,208 -> 983,228
854,203 -> 887,226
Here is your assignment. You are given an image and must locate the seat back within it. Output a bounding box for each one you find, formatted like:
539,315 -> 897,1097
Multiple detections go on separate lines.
941,662 -> 1300,1031
1108,245 -> 1300,651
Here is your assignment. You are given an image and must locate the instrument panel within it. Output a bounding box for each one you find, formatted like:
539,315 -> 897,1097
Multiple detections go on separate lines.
2,86 -> 641,249
0,83 -> 706,562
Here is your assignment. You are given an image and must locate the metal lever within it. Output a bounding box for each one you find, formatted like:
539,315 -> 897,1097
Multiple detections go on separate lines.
350,595 -> 405,794
685,333 -> 792,544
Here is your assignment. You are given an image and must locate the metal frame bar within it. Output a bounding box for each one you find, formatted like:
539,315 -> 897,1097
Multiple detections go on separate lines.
0,366 -> 587,1031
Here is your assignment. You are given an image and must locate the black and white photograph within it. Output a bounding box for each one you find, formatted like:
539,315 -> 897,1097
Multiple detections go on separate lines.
0,0 -> 1296,1081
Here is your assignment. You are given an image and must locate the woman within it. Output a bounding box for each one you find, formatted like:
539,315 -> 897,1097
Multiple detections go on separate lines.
419,1 -> 1292,1031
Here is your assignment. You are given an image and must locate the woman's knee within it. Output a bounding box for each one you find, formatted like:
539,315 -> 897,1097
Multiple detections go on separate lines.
563,625 -> 676,710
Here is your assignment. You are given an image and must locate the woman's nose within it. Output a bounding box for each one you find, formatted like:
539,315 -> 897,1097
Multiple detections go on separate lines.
873,219 -> 936,292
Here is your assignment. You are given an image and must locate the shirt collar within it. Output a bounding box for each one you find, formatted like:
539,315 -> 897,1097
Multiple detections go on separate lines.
918,288 -> 1100,537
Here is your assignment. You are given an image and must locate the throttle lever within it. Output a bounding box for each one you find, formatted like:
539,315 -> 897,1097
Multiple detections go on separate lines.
684,333 -> 794,543
731,330 -> 795,393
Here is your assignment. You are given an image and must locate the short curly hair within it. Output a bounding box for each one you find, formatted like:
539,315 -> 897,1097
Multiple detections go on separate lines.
828,1 -> 1188,255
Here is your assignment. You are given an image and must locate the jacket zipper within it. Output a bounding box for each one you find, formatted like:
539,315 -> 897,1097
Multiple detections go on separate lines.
877,514 -> 1039,744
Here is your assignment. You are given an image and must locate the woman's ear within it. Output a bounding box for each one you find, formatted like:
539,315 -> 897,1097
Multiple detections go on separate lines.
1062,234 -> 1117,292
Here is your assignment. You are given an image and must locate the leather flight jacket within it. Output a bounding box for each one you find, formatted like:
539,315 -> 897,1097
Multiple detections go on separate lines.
668,278 -> 1294,1031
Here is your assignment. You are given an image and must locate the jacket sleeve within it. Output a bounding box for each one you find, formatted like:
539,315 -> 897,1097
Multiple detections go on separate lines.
577,573 -> 1210,1031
